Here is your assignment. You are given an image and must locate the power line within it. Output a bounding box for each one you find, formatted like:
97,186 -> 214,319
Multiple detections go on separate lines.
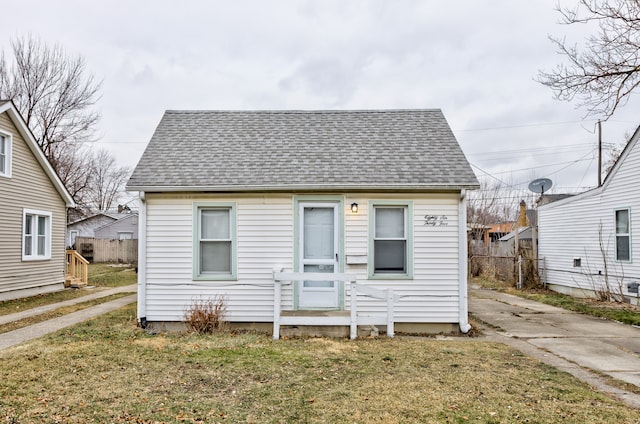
466,142 -> 594,157
454,120 -> 593,133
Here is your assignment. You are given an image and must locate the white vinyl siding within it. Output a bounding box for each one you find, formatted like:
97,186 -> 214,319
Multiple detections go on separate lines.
539,132 -> 640,293
145,195 -> 293,321
22,209 -> 52,261
0,131 -> 11,177
142,192 -> 462,324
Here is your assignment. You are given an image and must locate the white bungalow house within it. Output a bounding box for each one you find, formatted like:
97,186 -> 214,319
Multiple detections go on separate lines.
538,124 -> 640,304
126,109 -> 480,337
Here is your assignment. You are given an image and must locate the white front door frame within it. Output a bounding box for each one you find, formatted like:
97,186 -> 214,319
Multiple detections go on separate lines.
297,201 -> 341,309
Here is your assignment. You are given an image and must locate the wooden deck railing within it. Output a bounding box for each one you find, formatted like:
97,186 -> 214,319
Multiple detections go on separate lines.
66,250 -> 89,287
272,271 -> 398,340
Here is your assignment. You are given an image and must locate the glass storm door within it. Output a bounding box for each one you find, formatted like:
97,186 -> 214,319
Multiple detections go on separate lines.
298,203 -> 340,309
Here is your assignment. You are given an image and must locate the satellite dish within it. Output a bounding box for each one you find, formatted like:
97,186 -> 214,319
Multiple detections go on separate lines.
528,178 -> 553,195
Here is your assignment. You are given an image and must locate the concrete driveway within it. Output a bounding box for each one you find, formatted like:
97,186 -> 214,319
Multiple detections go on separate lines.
469,285 -> 640,408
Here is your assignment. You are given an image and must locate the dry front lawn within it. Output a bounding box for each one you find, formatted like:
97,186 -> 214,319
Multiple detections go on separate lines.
1,305 -> 638,423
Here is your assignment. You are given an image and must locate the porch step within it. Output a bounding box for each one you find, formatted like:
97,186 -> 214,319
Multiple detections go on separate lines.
280,322 -> 381,338
65,277 -> 87,289
281,310 -> 349,317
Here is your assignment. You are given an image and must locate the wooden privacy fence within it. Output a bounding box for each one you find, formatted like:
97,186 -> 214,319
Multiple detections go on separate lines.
76,237 -> 138,264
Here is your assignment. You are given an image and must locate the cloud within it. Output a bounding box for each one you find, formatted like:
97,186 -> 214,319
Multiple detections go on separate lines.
1,0 -> 638,194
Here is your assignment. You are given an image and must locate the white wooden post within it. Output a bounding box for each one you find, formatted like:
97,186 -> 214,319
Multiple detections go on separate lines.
386,289 -> 395,338
350,282 -> 357,340
273,281 -> 281,340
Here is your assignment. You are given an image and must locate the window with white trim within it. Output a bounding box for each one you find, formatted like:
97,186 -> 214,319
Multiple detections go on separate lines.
194,203 -> 236,280
0,132 -> 11,177
118,232 -> 133,240
69,230 -> 79,247
370,204 -> 412,277
615,208 -> 631,262
23,209 -> 52,260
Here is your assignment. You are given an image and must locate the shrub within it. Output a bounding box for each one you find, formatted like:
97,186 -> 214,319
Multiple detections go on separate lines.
184,296 -> 227,334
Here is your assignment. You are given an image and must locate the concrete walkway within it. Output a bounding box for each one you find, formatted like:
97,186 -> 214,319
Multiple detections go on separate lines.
470,285 -> 640,409
0,284 -> 136,351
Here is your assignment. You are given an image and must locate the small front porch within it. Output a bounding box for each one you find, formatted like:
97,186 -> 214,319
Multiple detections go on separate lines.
273,271 -> 398,340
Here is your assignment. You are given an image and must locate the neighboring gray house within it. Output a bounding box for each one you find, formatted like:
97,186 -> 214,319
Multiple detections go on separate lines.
66,212 -> 130,247
94,213 -> 139,240
127,109 -> 480,336
0,100 -> 75,301
538,123 -> 640,304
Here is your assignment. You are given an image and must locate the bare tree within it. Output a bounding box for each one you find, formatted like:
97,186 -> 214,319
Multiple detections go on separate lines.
55,144 -> 95,209
537,0 -> 640,119
88,149 -> 131,212
467,179 -> 520,228
0,35 -> 101,207
602,130 -> 632,178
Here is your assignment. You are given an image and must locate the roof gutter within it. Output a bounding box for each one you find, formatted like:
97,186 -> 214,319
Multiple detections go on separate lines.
126,183 -> 481,193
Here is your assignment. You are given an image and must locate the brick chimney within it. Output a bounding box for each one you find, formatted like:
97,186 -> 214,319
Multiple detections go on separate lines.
517,200 -> 528,227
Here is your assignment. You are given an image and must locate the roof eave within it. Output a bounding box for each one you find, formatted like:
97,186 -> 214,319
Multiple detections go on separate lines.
126,183 -> 481,193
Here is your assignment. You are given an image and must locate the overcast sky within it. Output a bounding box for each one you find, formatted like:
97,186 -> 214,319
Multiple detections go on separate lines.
3,0 -> 639,205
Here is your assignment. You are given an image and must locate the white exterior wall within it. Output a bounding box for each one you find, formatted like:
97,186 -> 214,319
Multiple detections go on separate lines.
538,135 -> 640,295
142,192 -> 461,324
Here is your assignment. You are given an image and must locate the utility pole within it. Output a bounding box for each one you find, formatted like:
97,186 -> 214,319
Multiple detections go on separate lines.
598,120 -> 602,186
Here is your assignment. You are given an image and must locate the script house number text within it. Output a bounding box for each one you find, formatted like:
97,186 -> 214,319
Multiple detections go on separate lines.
424,214 -> 449,227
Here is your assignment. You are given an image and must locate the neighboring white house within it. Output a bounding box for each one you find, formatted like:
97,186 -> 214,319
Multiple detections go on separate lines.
126,109 -> 480,336
538,124 -> 640,304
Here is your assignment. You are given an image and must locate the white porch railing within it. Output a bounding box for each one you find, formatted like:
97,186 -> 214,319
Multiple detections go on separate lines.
272,271 -> 398,340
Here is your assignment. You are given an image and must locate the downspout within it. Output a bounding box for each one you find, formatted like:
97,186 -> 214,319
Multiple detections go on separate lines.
458,189 -> 471,333
137,191 -> 147,328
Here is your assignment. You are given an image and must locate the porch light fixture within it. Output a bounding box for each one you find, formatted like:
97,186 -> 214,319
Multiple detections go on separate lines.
351,203 -> 359,213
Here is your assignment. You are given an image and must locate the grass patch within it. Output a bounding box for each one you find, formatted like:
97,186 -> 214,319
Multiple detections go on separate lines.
0,294 -> 132,335
472,278 -> 640,326
0,263 -> 136,318
0,304 -> 637,423
87,263 -> 137,287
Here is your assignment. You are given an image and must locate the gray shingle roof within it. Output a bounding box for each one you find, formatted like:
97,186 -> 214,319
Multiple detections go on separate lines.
127,109 -> 479,192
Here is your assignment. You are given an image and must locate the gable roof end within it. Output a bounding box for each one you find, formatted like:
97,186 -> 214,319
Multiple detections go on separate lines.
0,100 -> 75,207
127,109 -> 479,192
538,121 -> 640,210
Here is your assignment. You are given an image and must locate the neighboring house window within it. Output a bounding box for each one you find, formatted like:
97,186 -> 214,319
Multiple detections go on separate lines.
0,132 -> 11,177
615,208 -> 631,262
193,203 -> 236,280
369,202 -> 413,278
23,209 -> 52,260
118,232 -> 133,240
70,230 -> 79,247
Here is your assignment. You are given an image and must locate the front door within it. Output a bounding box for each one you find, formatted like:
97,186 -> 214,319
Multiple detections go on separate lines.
298,203 -> 340,309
